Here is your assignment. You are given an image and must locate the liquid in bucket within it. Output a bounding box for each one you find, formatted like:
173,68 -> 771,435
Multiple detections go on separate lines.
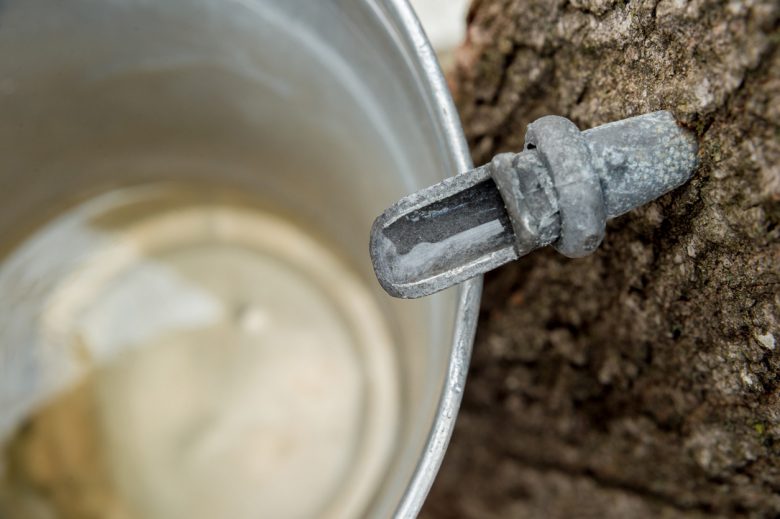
0,186 -> 400,519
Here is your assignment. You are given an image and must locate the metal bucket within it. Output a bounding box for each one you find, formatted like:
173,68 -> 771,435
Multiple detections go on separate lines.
0,1 -> 479,517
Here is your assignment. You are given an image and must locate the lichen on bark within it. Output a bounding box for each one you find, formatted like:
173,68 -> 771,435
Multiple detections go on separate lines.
423,0 -> 780,517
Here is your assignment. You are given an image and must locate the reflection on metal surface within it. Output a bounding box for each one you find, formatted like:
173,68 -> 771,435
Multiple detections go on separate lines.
0,187 -> 399,519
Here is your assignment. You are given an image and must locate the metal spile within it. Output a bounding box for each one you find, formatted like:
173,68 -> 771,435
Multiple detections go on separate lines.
370,111 -> 699,298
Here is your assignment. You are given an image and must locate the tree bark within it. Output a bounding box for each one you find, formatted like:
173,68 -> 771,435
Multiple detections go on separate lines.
422,1 -> 779,517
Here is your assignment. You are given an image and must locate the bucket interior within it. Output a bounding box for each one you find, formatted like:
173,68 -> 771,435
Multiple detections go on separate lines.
0,1 -> 463,517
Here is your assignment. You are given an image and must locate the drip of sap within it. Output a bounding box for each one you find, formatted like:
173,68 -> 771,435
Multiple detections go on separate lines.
0,186 -> 399,519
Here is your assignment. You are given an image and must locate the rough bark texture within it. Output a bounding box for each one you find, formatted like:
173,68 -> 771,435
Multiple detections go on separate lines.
422,1 -> 779,518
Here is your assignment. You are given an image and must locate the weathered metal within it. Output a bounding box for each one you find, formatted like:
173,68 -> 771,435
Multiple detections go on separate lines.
371,111 -> 699,298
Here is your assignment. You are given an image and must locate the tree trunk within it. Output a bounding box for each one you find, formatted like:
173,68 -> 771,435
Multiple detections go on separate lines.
422,1 -> 779,517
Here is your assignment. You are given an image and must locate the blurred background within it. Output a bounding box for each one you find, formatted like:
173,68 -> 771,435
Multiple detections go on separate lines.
410,0 -> 469,64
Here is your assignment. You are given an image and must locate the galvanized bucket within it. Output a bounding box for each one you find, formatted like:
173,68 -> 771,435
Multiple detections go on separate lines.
0,1 -> 478,517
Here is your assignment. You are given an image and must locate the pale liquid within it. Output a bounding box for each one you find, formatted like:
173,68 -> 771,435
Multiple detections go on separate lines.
0,187 -> 400,519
